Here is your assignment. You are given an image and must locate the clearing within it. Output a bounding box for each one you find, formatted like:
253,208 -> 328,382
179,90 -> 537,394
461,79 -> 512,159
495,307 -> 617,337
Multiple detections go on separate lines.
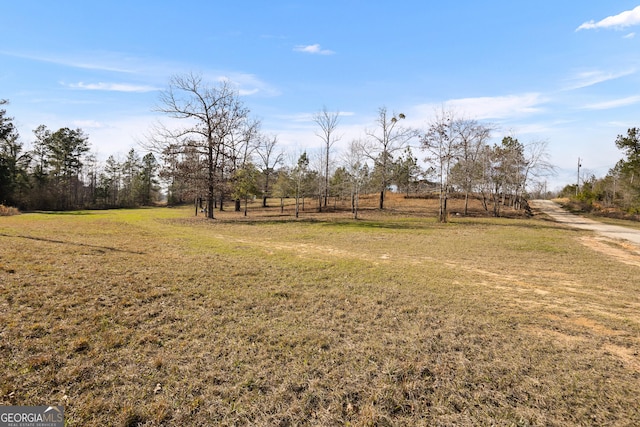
1,197 -> 639,426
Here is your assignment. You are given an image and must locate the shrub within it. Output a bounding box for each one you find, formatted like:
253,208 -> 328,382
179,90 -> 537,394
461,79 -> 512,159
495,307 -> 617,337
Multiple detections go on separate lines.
0,204 -> 20,216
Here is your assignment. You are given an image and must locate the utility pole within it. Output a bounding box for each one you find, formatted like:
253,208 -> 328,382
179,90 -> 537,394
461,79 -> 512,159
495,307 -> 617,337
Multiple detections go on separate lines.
576,157 -> 582,196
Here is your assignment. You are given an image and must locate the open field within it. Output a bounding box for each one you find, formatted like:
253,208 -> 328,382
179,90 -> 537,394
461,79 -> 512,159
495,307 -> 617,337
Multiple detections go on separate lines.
1,196 -> 639,426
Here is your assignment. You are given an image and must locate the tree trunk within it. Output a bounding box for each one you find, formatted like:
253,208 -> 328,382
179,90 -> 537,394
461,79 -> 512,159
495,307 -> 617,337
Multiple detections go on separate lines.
438,183 -> 448,223
379,189 -> 384,210
443,196 -> 448,221
263,173 -> 270,207
324,165 -> 329,209
439,194 -> 448,223
354,187 -> 360,219
207,195 -> 214,219
207,142 -> 215,219
464,191 -> 469,216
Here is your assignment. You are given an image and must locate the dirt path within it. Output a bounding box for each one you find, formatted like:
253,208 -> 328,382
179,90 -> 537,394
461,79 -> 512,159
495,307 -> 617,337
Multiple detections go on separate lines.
530,199 -> 640,251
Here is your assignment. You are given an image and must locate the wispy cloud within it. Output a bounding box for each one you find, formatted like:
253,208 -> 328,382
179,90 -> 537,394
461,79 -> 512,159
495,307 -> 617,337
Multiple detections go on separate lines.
215,72 -> 281,97
275,111 -> 355,123
606,120 -> 636,128
72,120 -> 105,128
65,82 -> 159,92
562,69 -> 636,90
624,32 -> 636,39
0,50 -> 136,73
278,113 -> 315,123
577,5 -> 640,31
415,93 -> 547,121
293,44 -> 335,55
238,88 -> 260,96
582,95 -> 640,110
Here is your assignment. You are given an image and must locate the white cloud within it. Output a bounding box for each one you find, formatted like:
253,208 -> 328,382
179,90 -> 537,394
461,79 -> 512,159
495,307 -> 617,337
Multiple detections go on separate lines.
215,72 -> 281,97
606,120 -> 636,128
276,113 -> 315,123
12,112 -> 159,160
293,44 -> 335,55
275,111 -> 355,123
562,69 -> 636,90
0,50 -> 136,73
624,32 -> 636,39
72,120 -> 105,128
582,95 -> 640,110
66,82 -> 159,92
84,115 -> 161,159
238,88 -> 260,96
506,122 -> 556,136
577,6 -> 640,31
414,93 -> 546,121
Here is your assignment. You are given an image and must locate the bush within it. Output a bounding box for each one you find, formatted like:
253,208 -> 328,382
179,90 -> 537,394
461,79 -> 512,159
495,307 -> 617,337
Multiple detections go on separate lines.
0,204 -> 20,216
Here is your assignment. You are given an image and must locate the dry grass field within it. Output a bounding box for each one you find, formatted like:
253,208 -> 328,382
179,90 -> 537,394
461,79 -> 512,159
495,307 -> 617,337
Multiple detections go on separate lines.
1,194 -> 639,426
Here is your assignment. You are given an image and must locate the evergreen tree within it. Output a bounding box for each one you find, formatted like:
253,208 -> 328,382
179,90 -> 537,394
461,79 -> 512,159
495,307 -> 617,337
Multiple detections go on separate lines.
0,104 -> 29,207
138,153 -> 159,205
45,127 -> 90,209
121,149 -> 141,207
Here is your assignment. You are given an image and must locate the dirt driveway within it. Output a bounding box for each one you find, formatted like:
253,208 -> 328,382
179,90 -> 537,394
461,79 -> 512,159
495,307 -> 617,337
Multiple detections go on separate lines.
530,199 -> 640,248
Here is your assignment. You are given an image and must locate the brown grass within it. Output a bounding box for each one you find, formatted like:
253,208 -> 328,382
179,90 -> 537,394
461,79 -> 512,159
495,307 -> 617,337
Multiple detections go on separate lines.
0,204 -> 20,216
1,196 -> 639,426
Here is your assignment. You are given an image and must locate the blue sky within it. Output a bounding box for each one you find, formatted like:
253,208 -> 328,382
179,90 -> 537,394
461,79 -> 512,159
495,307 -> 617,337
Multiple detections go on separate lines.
3,1 -> 640,190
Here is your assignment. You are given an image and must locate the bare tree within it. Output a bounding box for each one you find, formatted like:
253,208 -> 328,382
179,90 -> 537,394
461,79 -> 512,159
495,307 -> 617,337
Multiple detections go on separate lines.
343,139 -> 367,219
522,139 -> 556,201
476,144 -> 494,212
255,133 -> 283,207
227,117 -> 260,172
150,73 -> 252,219
227,118 -> 260,212
450,118 -> 493,215
364,107 -> 417,209
313,106 -> 341,210
309,150 -> 325,211
421,109 -> 461,223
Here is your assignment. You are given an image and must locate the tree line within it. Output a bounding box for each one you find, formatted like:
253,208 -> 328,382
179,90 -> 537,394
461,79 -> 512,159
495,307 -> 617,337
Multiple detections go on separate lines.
561,127 -> 640,215
2,74 -> 555,219
0,99 -> 160,210
149,73 -> 554,221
